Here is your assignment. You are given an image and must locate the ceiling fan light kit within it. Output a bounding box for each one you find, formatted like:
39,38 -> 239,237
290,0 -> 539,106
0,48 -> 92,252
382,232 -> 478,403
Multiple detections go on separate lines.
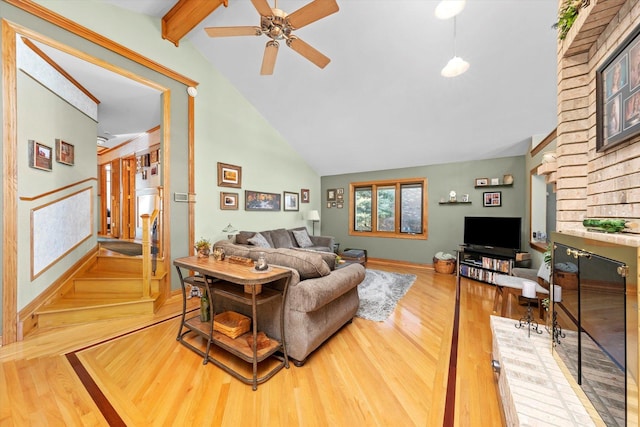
205,0 -> 339,75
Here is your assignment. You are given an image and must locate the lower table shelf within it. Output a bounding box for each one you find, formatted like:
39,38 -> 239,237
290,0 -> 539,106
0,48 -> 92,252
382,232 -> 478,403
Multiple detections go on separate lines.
182,314 -> 282,362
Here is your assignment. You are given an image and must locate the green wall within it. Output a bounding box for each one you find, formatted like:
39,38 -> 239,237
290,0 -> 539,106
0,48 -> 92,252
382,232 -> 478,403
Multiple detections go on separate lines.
321,156 -> 527,265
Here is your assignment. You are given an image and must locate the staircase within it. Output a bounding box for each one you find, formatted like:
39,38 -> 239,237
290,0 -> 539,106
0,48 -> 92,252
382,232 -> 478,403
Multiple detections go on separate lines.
35,252 -> 166,329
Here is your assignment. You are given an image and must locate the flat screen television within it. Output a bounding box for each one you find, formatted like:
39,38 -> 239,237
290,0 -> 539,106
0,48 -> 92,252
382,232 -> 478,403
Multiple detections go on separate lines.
463,216 -> 522,251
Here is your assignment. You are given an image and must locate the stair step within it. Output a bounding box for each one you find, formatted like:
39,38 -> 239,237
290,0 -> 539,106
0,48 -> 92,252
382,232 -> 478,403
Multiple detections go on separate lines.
73,277 -> 144,295
36,295 -> 158,328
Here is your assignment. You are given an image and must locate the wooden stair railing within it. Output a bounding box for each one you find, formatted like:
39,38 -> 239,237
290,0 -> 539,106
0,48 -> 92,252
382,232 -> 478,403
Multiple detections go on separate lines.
141,208 -> 160,298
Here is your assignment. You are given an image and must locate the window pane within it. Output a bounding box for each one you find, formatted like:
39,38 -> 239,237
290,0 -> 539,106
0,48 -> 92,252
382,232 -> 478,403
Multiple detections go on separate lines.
355,187 -> 372,231
377,186 -> 395,232
401,184 -> 422,233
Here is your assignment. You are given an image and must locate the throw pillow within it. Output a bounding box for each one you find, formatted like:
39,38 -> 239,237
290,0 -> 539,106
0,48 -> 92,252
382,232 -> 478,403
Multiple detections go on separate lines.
247,232 -> 271,248
292,229 -> 314,248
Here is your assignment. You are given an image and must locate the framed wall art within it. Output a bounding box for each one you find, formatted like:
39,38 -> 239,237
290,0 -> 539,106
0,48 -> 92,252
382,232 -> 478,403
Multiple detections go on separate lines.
301,188 -> 310,203
28,140 -> 52,171
475,178 -> 488,187
245,190 -> 280,211
483,191 -> 502,207
220,192 -> 239,210
217,162 -> 242,188
327,188 -> 336,201
55,139 -> 74,165
283,191 -> 299,211
597,23 -> 640,151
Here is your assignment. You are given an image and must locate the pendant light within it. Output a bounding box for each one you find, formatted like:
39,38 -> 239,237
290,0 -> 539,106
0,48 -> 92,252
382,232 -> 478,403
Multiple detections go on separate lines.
435,0 -> 466,20
441,16 -> 469,78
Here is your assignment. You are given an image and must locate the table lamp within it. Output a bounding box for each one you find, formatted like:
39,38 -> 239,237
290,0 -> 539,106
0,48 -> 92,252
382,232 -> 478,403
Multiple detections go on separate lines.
222,223 -> 238,240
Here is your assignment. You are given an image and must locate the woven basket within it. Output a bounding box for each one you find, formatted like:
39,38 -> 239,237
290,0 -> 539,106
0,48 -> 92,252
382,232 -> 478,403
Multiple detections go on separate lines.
213,311 -> 250,339
433,257 -> 456,274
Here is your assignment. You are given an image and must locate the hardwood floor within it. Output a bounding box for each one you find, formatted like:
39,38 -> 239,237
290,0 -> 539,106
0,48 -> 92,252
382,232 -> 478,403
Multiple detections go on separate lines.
0,263 -> 534,426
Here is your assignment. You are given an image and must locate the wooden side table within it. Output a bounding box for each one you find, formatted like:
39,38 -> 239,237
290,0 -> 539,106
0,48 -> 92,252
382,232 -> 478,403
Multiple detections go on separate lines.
174,256 -> 292,390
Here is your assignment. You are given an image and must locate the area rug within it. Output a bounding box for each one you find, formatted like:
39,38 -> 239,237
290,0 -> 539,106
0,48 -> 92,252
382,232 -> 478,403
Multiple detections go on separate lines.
356,269 -> 417,321
98,238 -> 142,257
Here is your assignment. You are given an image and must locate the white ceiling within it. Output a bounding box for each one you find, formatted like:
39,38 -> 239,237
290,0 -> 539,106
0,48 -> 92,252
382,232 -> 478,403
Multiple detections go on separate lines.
70,1 -> 560,176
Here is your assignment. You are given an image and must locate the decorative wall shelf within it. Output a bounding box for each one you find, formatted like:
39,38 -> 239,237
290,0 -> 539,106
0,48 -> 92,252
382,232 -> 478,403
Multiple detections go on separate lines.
439,201 -> 472,205
474,183 -> 513,189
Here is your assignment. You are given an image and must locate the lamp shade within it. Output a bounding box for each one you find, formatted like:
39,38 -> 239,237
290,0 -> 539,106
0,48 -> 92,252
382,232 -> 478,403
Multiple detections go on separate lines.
522,280 -> 537,299
553,285 -> 562,302
441,56 -> 470,77
222,223 -> 237,233
307,210 -> 320,221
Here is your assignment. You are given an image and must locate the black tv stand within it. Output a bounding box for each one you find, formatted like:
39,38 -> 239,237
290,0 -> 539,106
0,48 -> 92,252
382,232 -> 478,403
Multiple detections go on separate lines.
457,244 -> 530,285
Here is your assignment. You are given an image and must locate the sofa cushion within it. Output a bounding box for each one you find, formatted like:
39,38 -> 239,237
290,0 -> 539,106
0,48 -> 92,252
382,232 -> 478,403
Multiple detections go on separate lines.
291,247 -> 337,270
292,228 -> 314,248
265,248 -> 330,279
235,231 -> 255,245
270,228 -> 294,248
248,232 -> 271,248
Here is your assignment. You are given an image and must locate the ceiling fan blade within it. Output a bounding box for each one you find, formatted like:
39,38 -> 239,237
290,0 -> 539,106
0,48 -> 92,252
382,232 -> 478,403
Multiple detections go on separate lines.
261,41 -> 279,75
287,0 -> 339,30
286,36 -> 330,69
205,26 -> 262,37
251,0 -> 273,17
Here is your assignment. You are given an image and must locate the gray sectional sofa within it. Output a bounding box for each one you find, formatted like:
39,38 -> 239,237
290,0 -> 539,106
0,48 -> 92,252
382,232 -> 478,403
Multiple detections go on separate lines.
213,227 -> 364,365
233,226 -> 335,253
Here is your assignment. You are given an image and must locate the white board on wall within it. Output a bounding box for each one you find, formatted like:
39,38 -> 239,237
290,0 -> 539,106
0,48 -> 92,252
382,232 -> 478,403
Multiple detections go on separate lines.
31,187 -> 93,279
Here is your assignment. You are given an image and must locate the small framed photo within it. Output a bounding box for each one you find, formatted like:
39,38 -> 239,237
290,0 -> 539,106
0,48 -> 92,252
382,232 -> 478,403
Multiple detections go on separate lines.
327,189 -> 336,201
150,165 -> 158,176
29,140 -> 53,171
491,177 -> 500,185
220,192 -> 239,210
150,149 -> 159,164
337,202 -> 344,209
475,178 -> 489,187
55,139 -> 74,165
217,162 -> 242,188
337,188 -> 344,195
283,191 -> 299,211
483,191 -> 502,207
142,170 -> 148,180
301,189 -> 310,203
327,202 -> 332,208
462,194 -> 469,202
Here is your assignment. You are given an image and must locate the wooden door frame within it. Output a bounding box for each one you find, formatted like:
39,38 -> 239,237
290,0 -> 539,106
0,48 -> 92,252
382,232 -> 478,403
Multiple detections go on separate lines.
2,4 -> 197,344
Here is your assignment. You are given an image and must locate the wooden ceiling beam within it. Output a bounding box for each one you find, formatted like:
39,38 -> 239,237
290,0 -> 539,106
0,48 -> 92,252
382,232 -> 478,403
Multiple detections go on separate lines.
162,0 -> 228,47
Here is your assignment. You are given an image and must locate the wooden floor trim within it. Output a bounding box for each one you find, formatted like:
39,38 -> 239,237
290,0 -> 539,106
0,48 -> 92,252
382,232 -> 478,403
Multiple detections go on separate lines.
66,352 -> 126,427
65,309 -> 197,424
443,275 -> 461,427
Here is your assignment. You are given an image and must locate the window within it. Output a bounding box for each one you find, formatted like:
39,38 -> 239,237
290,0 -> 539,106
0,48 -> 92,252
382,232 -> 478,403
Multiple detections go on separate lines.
349,178 -> 427,239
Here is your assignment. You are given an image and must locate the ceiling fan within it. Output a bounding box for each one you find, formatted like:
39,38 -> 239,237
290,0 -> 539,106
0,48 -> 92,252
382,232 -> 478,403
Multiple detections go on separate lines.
204,0 -> 339,75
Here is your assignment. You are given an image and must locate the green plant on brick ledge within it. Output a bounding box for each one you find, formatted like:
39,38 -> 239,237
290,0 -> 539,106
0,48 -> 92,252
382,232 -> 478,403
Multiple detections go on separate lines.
553,0 -> 590,40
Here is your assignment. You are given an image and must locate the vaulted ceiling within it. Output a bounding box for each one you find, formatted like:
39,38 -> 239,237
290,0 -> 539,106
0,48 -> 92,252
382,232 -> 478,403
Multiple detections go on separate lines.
99,0 -> 560,176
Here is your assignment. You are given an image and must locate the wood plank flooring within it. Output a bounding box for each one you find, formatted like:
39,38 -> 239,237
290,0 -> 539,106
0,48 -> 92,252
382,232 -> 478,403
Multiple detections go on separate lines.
0,263 -> 534,426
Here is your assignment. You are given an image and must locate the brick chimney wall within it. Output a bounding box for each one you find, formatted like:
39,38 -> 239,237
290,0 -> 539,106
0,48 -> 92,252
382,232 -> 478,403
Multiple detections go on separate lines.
557,0 -> 640,246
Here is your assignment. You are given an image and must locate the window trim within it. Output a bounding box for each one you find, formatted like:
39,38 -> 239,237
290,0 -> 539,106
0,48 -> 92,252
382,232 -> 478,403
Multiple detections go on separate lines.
349,177 -> 428,240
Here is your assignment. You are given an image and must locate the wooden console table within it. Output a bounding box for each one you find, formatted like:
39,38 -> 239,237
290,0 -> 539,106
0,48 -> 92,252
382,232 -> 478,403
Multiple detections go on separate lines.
173,256 -> 292,390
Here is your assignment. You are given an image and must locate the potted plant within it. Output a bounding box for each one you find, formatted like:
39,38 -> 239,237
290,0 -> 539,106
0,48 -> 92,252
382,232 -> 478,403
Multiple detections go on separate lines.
195,238 -> 211,258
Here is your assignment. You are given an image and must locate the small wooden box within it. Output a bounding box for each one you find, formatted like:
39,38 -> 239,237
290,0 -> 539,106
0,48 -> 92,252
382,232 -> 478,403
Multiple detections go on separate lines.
213,311 -> 250,339
244,284 -> 263,294
245,331 -> 271,350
